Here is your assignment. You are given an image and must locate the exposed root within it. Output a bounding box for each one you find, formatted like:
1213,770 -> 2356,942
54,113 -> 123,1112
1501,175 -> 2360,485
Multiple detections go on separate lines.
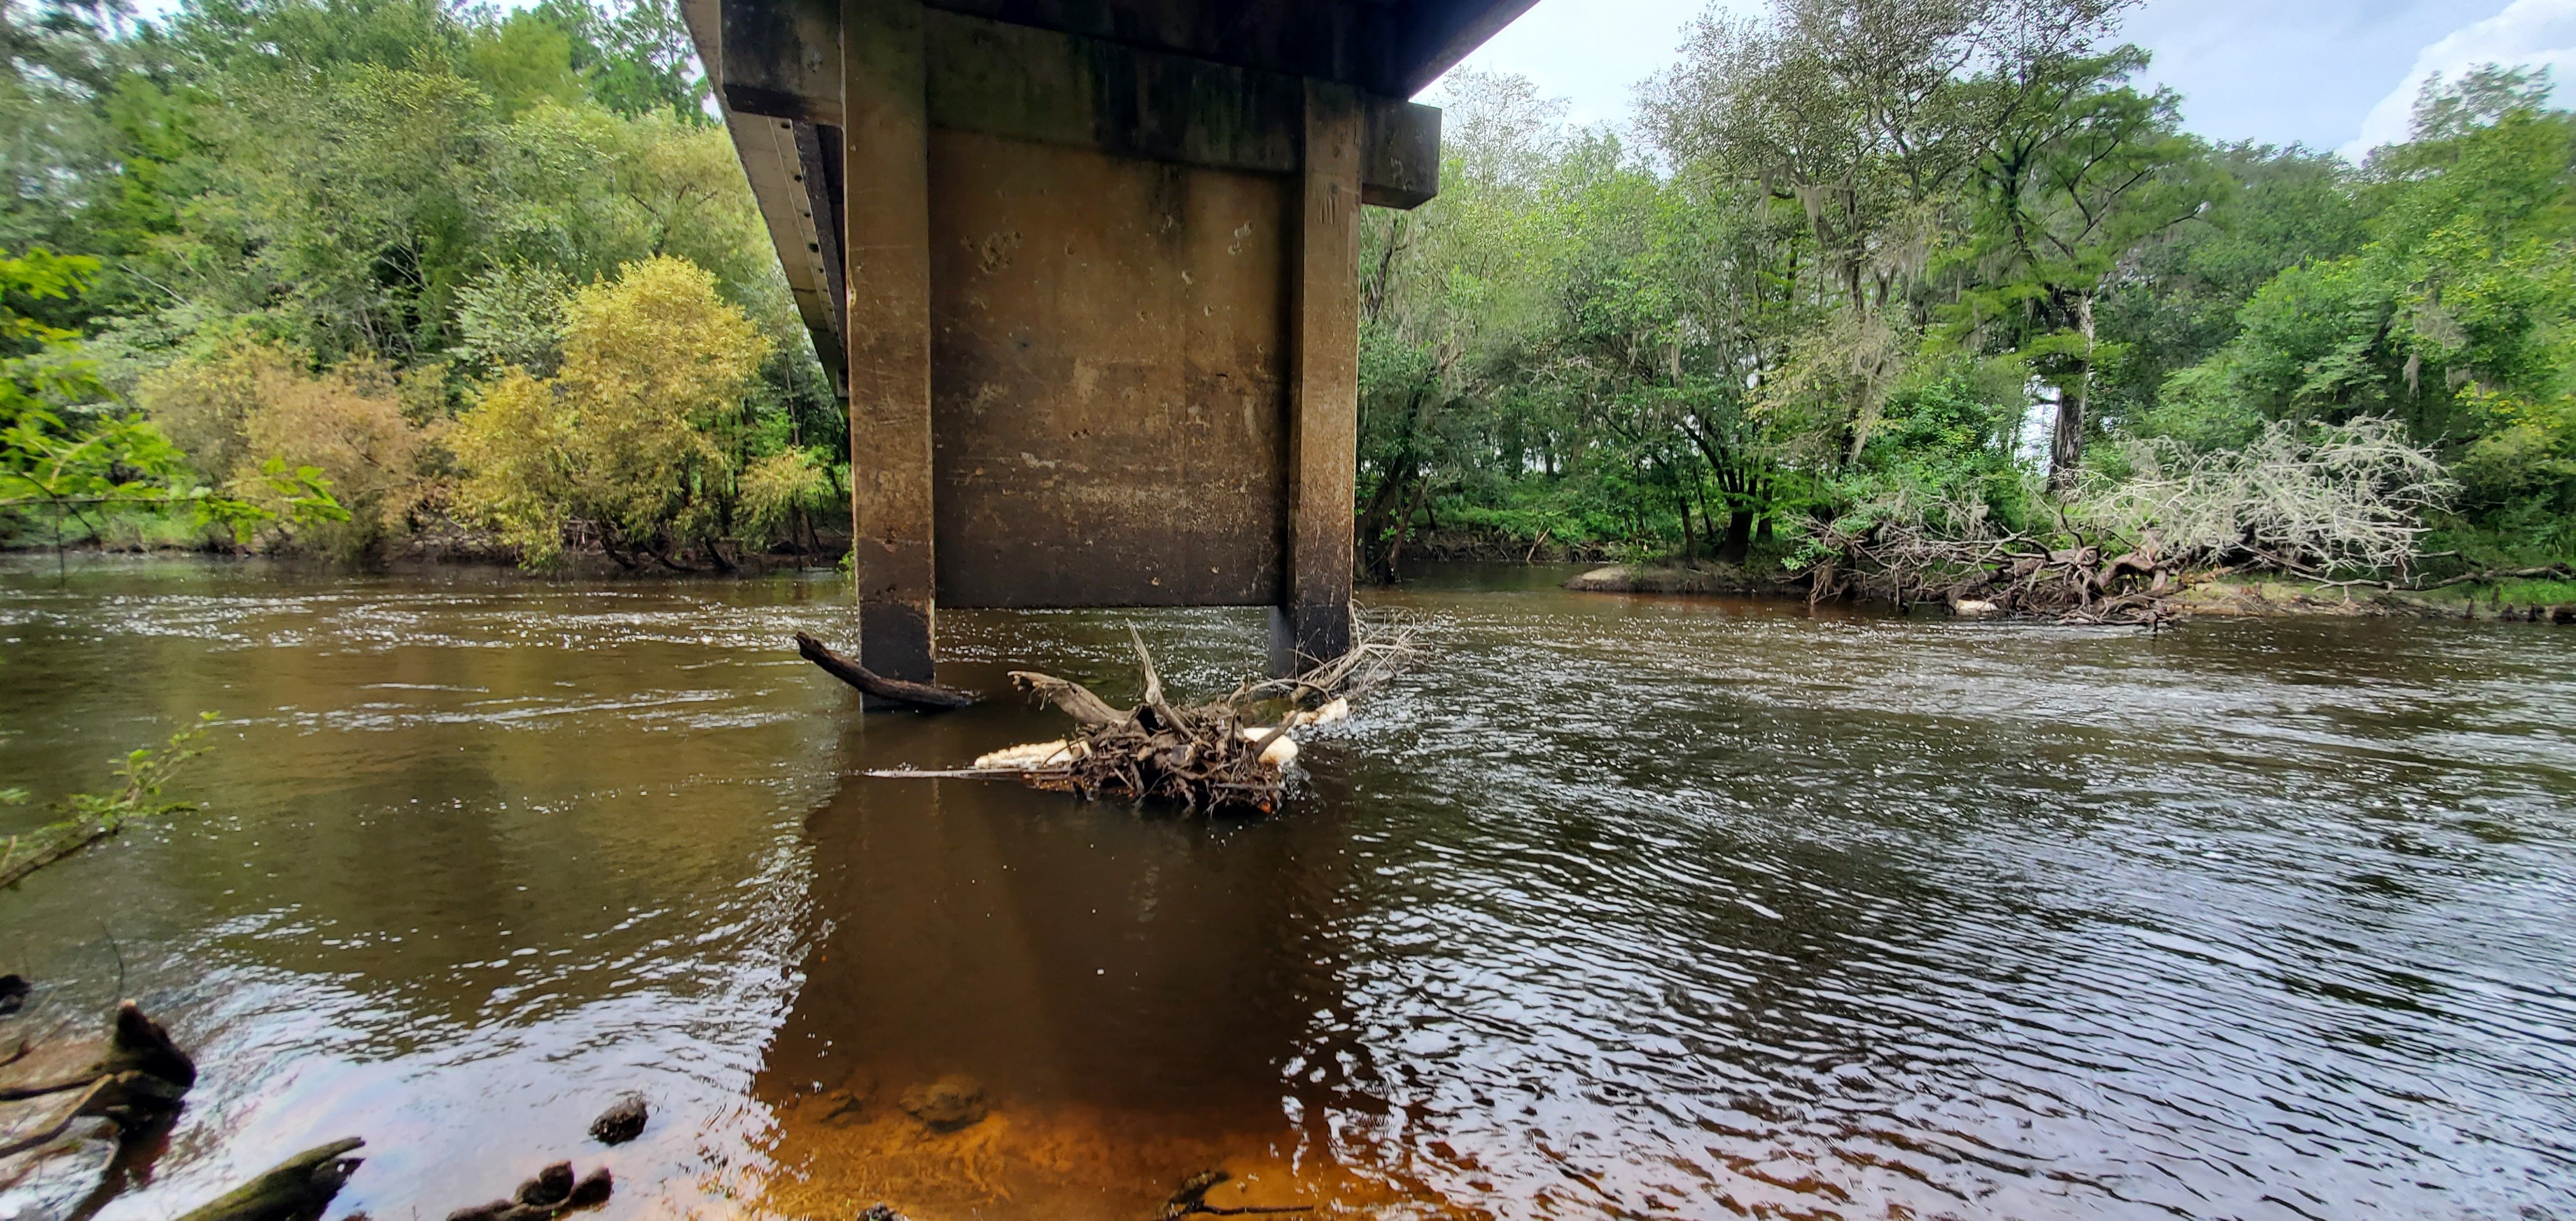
1810,518 -> 2185,627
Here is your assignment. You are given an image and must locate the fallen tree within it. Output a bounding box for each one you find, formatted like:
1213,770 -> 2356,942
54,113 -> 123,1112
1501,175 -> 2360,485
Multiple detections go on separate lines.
793,633 -> 977,710
1798,420 -> 2456,624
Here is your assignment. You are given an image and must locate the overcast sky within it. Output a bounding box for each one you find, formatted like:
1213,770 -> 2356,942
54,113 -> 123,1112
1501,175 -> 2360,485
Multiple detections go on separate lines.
1441,0 -> 2575,157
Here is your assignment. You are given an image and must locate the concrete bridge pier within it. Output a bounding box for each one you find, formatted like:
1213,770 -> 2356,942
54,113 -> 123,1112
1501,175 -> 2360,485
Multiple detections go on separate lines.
692,0 -> 1531,682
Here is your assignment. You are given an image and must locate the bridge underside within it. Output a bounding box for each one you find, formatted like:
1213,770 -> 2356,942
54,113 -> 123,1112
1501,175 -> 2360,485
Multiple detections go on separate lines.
684,0 -> 1530,679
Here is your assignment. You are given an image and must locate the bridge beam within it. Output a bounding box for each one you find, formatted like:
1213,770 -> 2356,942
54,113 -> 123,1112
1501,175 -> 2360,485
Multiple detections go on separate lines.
693,0 -> 1526,682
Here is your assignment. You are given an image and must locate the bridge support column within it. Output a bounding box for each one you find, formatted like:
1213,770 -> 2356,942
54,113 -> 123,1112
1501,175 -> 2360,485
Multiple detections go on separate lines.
1275,79 -> 1362,676
842,0 -> 936,684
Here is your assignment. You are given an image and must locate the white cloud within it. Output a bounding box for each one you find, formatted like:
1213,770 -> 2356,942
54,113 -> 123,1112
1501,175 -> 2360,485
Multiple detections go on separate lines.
2345,0 -> 2576,156
1436,0 -> 1745,129
1448,0 -> 2505,154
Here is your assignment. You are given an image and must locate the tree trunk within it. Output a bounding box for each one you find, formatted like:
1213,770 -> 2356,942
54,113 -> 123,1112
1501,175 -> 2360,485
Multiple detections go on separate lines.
1675,467 -> 1697,564
2049,292 -> 2096,495
1380,473 -> 1436,578
1718,500 -> 1753,563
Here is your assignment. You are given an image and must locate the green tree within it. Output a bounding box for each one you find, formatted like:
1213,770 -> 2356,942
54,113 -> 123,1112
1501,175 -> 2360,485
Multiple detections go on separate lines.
2,248 -> 339,556
1948,48 -> 2211,489
2150,66 -> 2576,561
449,255 -> 769,567
2093,142 -> 2371,433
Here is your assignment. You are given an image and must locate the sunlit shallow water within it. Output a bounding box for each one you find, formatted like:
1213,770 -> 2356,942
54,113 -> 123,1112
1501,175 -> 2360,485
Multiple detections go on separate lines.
2,557 -> 2572,1219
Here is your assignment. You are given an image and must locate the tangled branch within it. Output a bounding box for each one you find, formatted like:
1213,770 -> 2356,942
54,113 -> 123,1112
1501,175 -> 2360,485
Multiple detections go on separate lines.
866,611 -> 1413,813
1806,419 -> 2452,623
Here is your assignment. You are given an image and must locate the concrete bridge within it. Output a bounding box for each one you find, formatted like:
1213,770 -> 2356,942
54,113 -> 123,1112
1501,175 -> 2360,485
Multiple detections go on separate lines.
682,0 -> 1532,679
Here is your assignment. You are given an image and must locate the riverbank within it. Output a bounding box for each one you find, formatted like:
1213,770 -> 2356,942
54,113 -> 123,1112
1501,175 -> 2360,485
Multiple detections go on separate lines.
2172,574 -> 2576,623
1,528 -> 847,578
1560,562 -> 2576,624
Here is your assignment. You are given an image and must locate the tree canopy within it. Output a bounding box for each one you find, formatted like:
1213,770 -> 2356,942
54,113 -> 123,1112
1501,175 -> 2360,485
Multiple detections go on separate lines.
0,0 -> 2563,581
0,0 -> 843,564
1356,0 -> 2570,578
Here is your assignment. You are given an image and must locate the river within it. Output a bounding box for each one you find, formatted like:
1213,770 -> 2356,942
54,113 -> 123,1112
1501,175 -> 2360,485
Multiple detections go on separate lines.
2,559 -> 2571,1219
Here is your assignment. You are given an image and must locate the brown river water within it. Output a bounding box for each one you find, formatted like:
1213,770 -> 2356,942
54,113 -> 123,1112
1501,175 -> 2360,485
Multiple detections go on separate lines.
2,558 -> 2572,1220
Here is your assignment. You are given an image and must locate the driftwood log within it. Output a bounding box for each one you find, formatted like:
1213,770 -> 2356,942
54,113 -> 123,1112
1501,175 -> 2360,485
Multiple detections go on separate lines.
794,633 -> 977,710
0,1000 -> 196,1160
173,1137 -> 366,1221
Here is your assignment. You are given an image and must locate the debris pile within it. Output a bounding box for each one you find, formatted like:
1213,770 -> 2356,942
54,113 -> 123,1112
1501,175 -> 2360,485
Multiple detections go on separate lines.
865,618 -> 1412,814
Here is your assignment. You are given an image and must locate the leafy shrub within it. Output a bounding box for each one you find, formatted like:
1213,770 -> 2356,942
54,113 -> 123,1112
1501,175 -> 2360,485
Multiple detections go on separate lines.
449,255 -> 770,566
143,340 -> 422,556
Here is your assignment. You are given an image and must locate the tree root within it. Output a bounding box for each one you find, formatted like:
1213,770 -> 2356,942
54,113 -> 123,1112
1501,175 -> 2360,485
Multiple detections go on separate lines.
1813,523 -> 2185,626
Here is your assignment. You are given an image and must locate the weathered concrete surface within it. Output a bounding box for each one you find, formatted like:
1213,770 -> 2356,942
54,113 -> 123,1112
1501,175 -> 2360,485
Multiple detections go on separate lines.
918,0 -> 1539,98
930,132 -> 1290,608
1280,79 -> 1361,668
720,6 -> 1443,209
843,0 -> 937,682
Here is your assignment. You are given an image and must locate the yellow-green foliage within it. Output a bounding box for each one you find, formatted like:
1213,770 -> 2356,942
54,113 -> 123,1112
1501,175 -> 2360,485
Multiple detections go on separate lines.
739,447 -> 836,540
141,341 -> 428,555
139,338 -> 276,488
235,354 -> 423,552
451,256 -> 770,565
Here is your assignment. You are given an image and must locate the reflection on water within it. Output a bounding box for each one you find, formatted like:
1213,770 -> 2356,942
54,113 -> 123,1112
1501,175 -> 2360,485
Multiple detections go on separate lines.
3,558 -> 2574,1219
